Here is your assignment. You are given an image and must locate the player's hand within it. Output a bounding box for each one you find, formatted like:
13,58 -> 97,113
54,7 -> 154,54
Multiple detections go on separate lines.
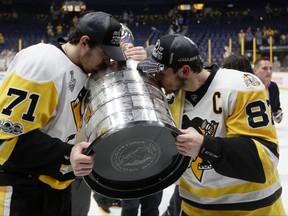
176,129 -> 204,159
124,45 -> 147,61
273,110 -> 283,123
70,142 -> 94,176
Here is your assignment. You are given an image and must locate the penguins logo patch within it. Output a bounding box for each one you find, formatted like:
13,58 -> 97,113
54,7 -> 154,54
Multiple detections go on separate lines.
182,116 -> 219,182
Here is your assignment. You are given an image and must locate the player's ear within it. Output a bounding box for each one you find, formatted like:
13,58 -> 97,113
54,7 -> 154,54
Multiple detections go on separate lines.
181,65 -> 190,77
80,36 -> 89,46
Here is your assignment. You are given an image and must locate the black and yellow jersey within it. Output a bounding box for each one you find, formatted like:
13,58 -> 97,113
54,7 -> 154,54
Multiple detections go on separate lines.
0,42 -> 88,189
170,67 -> 285,215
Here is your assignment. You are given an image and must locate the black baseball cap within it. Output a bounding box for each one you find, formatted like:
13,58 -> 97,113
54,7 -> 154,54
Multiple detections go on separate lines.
137,34 -> 202,73
77,11 -> 126,61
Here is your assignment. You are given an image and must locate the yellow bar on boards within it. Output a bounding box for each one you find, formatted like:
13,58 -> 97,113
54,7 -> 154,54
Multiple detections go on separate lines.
253,38 -> 256,63
18,39 -> 22,51
208,39 -> 211,63
241,38 -> 244,55
269,36 -> 273,62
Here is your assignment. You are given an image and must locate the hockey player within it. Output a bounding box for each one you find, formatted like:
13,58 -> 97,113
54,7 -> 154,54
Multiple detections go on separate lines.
253,57 -> 283,123
137,34 -> 286,216
0,12 -> 125,216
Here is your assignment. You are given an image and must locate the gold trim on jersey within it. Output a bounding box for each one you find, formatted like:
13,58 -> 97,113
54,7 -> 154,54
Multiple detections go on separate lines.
181,197 -> 286,216
253,138 -> 278,179
38,175 -> 74,190
169,90 -> 183,128
180,171 -> 280,200
0,186 -> 12,215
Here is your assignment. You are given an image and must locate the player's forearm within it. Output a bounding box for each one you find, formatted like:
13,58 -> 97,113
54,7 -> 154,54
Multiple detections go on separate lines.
1,129 -> 73,178
200,136 -> 278,183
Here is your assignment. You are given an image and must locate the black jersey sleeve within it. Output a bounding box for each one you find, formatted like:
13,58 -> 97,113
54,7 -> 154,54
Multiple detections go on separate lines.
199,135 -> 279,183
1,129 -> 74,181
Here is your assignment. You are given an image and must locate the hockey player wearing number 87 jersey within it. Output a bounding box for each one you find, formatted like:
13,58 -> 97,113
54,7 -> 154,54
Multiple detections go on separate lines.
137,34 -> 286,216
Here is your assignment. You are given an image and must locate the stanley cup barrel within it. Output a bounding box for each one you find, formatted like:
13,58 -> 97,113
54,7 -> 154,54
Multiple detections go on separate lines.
78,60 -> 190,199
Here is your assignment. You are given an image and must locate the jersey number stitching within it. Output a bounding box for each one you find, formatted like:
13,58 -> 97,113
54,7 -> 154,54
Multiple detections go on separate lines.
1,88 -> 40,122
246,100 -> 269,128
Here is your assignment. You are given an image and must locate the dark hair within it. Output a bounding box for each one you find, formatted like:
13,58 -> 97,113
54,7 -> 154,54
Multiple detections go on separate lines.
253,56 -> 270,69
222,54 -> 253,73
67,28 -> 99,48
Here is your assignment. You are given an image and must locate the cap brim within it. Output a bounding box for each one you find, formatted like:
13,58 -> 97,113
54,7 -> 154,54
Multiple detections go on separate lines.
137,56 -> 165,74
101,45 -> 127,61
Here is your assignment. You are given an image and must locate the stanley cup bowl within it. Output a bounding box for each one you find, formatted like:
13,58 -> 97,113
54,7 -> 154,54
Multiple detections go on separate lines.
78,60 -> 190,199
